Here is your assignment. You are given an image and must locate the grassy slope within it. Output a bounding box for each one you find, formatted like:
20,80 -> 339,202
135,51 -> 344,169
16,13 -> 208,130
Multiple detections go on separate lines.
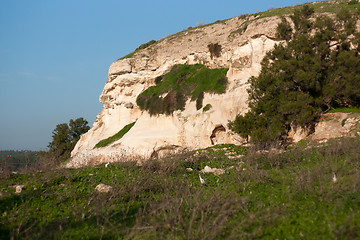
140,64 -> 228,98
94,121 -> 136,148
1,137 -> 360,239
136,64 -> 228,115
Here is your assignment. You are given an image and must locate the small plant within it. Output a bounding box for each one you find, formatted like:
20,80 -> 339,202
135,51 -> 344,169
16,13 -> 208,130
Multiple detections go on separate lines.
203,104 -> 212,112
120,40 -> 157,60
276,16 -> 292,41
135,40 -> 156,51
94,121 -> 136,148
342,118 -> 348,127
208,43 -> 222,59
229,22 -> 249,38
155,76 -> 163,85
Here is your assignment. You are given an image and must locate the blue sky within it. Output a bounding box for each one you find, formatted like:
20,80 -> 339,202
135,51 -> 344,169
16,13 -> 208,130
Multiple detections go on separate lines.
0,0 -> 314,151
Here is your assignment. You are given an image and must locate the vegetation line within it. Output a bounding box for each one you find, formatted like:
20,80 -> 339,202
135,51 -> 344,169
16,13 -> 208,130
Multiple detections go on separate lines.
94,121 -> 136,148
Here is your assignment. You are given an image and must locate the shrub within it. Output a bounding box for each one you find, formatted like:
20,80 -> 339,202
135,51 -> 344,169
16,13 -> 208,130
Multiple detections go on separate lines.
229,22 -> 249,37
208,43 -> 222,58
342,118 -> 348,127
155,76 -> 163,85
276,16 -> 292,40
135,40 -> 156,51
203,104 -> 212,112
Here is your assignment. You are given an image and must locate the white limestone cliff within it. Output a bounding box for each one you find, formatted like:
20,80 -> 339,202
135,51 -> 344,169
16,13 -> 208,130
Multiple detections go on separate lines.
67,15 -> 284,167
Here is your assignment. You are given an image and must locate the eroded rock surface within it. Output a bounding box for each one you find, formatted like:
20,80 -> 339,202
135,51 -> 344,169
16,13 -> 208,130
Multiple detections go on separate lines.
67,15 -> 283,168
68,13 -> 359,168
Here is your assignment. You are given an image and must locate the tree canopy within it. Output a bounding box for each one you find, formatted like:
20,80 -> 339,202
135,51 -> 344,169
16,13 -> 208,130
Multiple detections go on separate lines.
229,6 -> 360,145
47,117 -> 90,161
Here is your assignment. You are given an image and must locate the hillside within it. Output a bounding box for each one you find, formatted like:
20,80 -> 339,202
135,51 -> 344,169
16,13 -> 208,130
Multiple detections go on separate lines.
1,137 -> 360,239
68,0 -> 360,168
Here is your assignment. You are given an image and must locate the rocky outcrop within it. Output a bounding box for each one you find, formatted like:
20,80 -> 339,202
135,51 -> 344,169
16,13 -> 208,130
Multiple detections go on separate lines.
67,15 -> 283,168
288,112 -> 360,143
67,10 -> 359,168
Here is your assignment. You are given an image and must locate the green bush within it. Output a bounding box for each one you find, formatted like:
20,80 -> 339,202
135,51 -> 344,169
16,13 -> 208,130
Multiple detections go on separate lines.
276,17 -> 292,40
208,43 -> 222,58
94,121 -> 136,148
136,64 -> 228,115
203,104 -> 212,112
155,76 -> 163,85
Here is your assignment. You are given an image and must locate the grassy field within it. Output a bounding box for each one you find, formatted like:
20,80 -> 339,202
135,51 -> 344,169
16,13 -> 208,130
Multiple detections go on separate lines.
1,137 -> 360,239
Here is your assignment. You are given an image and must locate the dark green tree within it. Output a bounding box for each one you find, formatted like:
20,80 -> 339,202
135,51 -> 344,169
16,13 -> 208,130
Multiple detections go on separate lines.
230,6 -> 360,145
276,17 -> 293,41
48,117 -> 90,161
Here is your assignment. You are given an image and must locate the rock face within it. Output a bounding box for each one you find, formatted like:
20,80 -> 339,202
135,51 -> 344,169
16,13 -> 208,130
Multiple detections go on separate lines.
68,11 -> 360,168
288,112 -> 360,143
68,15 -> 283,167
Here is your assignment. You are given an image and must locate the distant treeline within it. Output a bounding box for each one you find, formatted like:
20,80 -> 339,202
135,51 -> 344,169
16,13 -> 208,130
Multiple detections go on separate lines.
0,150 -> 39,173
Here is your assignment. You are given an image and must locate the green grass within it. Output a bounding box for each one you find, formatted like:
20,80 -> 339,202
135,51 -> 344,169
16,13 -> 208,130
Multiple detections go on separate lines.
258,0 -> 360,18
119,40 -> 157,60
328,107 -> 360,113
1,137 -> 360,239
94,121 -> 136,148
136,64 -> 228,115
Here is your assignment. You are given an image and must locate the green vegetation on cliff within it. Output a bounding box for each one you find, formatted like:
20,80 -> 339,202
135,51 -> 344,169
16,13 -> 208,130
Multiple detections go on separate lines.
120,40 -> 157,60
94,121 -> 136,148
136,64 -> 228,115
230,5 -> 360,144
